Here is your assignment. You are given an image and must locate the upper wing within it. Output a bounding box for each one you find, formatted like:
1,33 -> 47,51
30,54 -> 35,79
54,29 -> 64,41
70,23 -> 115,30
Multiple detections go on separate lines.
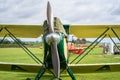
0,24 -> 120,38
69,25 -> 120,38
0,24 -> 43,38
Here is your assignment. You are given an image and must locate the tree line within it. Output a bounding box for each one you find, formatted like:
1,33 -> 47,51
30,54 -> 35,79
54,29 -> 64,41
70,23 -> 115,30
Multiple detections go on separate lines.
0,39 -> 41,48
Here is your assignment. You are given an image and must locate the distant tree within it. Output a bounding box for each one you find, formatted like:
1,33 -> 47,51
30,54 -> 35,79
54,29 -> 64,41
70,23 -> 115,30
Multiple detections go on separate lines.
1,39 -> 11,44
75,38 -> 81,44
0,39 -> 2,43
73,38 -> 87,44
81,38 -> 87,44
12,38 -> 25,44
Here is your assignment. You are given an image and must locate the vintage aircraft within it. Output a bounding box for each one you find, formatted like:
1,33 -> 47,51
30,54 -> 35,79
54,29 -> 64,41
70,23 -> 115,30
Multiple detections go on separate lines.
0,1 -> 120,80
68,43 -> 84,54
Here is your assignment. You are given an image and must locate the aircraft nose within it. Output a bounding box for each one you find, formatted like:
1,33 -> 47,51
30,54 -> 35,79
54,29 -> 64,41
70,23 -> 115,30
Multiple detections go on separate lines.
46,33 -> 61,45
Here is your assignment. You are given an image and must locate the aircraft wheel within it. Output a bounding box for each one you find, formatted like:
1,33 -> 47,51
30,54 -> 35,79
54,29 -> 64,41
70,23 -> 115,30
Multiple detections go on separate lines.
26,78 -> 31,80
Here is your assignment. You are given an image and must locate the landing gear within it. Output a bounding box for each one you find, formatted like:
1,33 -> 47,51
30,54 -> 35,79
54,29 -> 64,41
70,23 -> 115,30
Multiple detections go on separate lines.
26,78 -> 31,80
35,65 -> 76,80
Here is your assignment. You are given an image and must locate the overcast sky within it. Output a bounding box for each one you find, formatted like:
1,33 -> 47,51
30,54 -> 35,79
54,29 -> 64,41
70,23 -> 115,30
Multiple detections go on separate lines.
0,0 -> 120,24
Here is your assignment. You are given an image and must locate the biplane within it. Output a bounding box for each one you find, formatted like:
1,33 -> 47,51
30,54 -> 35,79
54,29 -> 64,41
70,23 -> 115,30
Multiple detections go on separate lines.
0,1 -> 120,80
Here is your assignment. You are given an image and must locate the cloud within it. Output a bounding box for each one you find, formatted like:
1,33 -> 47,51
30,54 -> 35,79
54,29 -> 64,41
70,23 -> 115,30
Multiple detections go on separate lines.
0,0 -> 120,24
0,0 -> 46,24
63,0 -> 120,24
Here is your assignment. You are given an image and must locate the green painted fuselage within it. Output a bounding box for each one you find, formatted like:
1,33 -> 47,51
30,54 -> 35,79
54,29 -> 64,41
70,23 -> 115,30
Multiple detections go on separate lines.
43,32 -> 67,69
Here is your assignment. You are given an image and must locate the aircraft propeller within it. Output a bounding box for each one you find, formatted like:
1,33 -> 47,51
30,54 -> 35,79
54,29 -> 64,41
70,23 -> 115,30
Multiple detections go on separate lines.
46,1 -> 60,78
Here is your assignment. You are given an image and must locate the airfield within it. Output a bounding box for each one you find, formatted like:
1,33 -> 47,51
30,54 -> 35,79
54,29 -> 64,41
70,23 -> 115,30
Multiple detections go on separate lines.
0,0 -> 120,80
0,44 -> 120,80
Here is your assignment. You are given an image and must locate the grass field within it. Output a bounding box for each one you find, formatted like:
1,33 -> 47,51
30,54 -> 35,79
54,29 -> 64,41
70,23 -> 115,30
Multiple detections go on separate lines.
0,48 -> 120,80
0,48 -> 120,64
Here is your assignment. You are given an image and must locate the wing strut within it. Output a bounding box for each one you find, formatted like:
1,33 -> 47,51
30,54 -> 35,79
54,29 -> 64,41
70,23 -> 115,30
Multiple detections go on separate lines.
4,27 -> 43,64
70,27 -> 110,64
111,28 -> 120,42
75,34 -> 107,64
0,34 -> 7,44
109,35 -> 120,51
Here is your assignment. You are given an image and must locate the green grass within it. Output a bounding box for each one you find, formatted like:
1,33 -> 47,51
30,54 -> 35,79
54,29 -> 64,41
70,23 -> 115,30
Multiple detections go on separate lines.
0,48 -> 43,63
0,48 -> 120,64
0,48 -> 120,80
69,47 -> 120,64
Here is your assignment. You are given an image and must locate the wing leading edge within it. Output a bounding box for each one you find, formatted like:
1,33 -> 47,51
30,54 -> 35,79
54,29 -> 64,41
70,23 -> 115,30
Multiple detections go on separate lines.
69,25 -> 120,38
0,62 -> 120,73
0,24 -> 43,38
0,24 -> 120,38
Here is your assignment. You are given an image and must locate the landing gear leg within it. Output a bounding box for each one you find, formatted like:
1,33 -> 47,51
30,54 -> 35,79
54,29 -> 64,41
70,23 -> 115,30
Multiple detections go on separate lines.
35,67 -> 46,80
67,66 -> 76,80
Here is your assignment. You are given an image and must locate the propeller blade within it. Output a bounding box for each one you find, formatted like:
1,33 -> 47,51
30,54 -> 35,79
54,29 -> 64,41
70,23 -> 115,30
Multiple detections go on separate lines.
46,1 -> 60,78
51,42 -> 60,78
47,1 -> 54,33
